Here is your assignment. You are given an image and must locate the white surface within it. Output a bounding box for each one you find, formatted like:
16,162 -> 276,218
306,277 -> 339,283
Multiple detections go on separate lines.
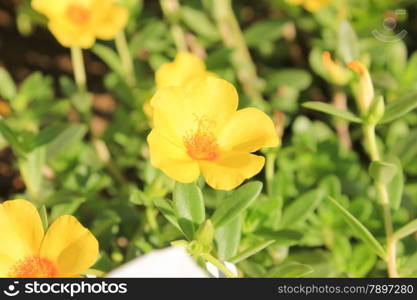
106,247 -> 208,278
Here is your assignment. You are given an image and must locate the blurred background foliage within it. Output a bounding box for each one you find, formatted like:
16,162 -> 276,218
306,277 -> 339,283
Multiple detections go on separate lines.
1,0 -> 417,277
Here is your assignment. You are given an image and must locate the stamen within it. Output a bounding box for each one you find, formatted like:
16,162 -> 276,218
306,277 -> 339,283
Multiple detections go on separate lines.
66,4 -> 90,25
184,117 -> 219,161
10,256 -> 58,278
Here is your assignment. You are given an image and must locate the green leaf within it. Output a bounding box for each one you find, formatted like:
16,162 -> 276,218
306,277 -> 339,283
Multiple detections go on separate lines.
229,240 -> 275,264
211,181 -> 263,228
394,219 -> 417,240
302,102 -> 362,123
50,198 -> 84,221
347,244 -> 377,277
385,155 -> 404,210
215,216 -> 241,261
91,44 -> 123,76
39,204 -> 48,232
34,125 -> 66,149
369,160 -> 398,184
45,124 -> 87,160
253,229 -> 302,246
181,6 -> 219,41
266,69 -> 312,92
281,189 -> 324,228
327,197 -> 386,259
151,197 -> 181,231
380,92 -> 417,124
244,20 -> 285,46
337,21 -> 359,64
174,182 -> 205,240
0,120 -> 24,154
0,67 -> 16,101
18,147 -> 46,201
266,262 -> 313,278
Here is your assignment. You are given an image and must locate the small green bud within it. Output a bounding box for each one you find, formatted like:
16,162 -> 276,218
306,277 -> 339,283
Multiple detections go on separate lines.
365,95 -> 385,125
195,220 -> 214,252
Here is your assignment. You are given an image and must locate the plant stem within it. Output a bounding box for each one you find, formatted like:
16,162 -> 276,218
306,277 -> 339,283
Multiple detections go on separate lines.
201,253 -> 237,278
212,0 -> 266,108
70,46 -> 87,92
265,152 -> 276,197
160,0 -> 188,52
363,125 -> 399,278
115,30 -> 136,87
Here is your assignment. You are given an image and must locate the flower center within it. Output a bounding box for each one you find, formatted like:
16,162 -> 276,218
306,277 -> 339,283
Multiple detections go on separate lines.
10,256 -> 58,278
66,4 -> 90,25
184,118 -> 219,161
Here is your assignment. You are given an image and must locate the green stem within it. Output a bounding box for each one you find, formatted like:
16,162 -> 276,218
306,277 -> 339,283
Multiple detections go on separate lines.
201,253 -> 237,278
115,30 -> 136,87
212,0 -> 266,108
70,46 -> 87,92
265,152 -> 276,197
363,125 -> 399,278
160,0 -> 188,52
171,23 -> 188,52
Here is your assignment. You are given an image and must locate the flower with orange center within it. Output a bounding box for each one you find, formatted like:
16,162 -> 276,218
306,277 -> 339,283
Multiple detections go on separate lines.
147,76 -> 279,191
0,200 -> 98,278
31,0 -> 128,48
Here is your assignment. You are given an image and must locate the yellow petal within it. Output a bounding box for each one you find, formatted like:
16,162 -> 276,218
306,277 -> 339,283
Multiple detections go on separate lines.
48,19 -> 96,48
304,0 -> 331,11
156,52 -> 207,89
31,0 -> 70,17
199,152 -> 265,191
151,86 -> 194,141
0,200 -> 44,277
147,129 -> 200,183
218,107 -> 279,153
184,76 -> 238,133
95,6 -> 128,40
40,216 -> 98,276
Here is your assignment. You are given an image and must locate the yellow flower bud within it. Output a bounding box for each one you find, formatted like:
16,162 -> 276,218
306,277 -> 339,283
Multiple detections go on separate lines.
348,61 -> 375,114
322,51 -> 351,86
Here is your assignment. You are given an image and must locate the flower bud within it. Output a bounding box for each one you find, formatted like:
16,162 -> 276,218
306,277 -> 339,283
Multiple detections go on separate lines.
365,95 -> 385,125
322,51 -> 351,86
348,61 -> 375,115
195,220 -> 215,252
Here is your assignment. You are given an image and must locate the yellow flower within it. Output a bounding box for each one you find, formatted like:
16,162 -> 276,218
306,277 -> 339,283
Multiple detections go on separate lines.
147,76 -> 279,191
286,0 -> 332,12
32,0 -> 128,48
0,199 -> 98,277
155,52 -> 213,89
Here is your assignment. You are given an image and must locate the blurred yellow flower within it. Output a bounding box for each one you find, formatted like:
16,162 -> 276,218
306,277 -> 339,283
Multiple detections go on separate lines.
286,0 -> 332,12
0,200 -> 98,277
155,52 -> 213,89
147,76 -> 279,191
32,0 -> 128,48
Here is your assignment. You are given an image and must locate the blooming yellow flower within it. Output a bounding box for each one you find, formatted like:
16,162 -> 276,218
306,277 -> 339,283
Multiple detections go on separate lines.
155,52 -> 213,89
0,200 -> 98,277
32,0 -> 128,48
286,0 -> 332,12
147,76 -> 279,191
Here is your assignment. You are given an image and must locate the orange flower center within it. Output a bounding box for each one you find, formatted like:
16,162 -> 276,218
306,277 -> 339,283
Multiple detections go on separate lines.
184,118 -> 219,161
10,256 -> 58,278
66,4 -> 90,25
